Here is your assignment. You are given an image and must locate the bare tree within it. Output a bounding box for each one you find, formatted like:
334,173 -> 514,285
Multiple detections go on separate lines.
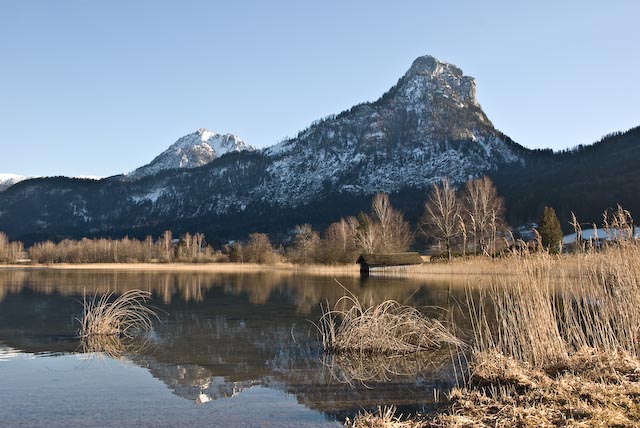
290,224 -> 320,264
0,232 -> 24,263
321,217 -> 359,263
422,178 -> 460,259
354,212 -> 378,254
371,193 -> 413,253
457,213 -> 467,258
462,176 -> 505,255
193,233 -> 205,259
244,233 -> 279,264
160,230 -> 174,262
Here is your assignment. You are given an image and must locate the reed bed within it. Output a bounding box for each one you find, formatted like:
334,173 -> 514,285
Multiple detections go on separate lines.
316,289 -> 462,355
77,289 -> 158,339
346,210 -> 640,428
470,240 -> 640,368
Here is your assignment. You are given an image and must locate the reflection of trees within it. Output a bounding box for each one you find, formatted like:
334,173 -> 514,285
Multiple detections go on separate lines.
0,269 -> 470,311
0,273 -> 469,419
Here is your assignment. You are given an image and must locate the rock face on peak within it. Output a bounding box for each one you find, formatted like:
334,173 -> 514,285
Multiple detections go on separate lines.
129,129 -> 255,178
403,55 -> 477,105
0,55 -> 542,241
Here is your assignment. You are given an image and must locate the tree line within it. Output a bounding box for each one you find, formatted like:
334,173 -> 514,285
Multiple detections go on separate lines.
0,176 -> 575,265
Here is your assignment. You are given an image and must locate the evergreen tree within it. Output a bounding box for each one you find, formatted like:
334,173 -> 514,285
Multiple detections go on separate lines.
538,206 -> 563,253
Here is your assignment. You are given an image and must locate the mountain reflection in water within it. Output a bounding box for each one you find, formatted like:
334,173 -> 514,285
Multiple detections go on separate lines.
0,268 -> 478,422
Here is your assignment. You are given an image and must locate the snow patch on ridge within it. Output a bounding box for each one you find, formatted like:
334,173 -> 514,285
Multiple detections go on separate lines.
0,174 -> 28,191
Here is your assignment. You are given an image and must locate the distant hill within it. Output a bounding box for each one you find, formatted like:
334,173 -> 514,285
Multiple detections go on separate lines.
492,126 -> 640,231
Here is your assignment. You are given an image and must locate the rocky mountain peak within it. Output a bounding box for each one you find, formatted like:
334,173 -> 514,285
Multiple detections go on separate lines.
0,54 -> 535,241
128,129 -> 255,179
196,127 -> 216,141
396,54 -> 478,106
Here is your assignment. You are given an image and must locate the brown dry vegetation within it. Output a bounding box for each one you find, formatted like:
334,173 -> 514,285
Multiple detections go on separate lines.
316,286 -> 462,356
78,289 -> 158,338
347,213 -> 640,428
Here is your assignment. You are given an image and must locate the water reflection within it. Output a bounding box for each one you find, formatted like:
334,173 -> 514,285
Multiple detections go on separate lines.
0,268 -> 472,310
0,268 -> 478,421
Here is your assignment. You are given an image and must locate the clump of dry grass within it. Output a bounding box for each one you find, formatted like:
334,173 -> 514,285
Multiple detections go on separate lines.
346,406 -> 423,428
77,289 -> 158,339
316,288 -> 462,355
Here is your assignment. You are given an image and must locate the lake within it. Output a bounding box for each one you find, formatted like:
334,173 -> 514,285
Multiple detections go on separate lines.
0,268 -> 479,427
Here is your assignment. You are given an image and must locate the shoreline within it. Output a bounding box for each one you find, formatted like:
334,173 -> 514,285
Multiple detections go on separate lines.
0,257 -> 553,276
0,262 -> 363,276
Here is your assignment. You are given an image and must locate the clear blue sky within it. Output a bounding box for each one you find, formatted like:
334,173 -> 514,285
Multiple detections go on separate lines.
1,0 -> 638,177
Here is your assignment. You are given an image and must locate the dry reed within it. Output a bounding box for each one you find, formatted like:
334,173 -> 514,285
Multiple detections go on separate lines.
316,287 -> 462,355
471,237 -> 640,368
346,406 -> 423,428
346,209 -> 640,427
77,289 -> 158,339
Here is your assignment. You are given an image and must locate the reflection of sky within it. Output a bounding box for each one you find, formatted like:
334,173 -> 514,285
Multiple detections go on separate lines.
0,351 -> 336,428
0,270 -> 465,424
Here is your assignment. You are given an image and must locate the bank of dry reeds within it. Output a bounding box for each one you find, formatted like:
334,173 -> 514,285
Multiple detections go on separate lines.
77,289 -> 158,339
430,349 -> 640,428
347,210 -> 640,428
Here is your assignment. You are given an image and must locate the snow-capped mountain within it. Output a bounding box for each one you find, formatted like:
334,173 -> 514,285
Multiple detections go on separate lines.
0,174 -> 27,192
0,55 -> 529,239
129,129 -> 255,178
5,54 -> 636,242
258,55 -> 524,206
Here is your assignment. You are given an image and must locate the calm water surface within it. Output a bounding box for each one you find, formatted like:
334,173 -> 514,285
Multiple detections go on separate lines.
0,269 -> 479,427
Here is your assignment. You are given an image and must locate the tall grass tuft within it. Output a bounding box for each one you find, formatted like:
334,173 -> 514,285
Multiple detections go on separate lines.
77,289 -> 158,339
345,406 -> 421,428
316,287 -> 461,355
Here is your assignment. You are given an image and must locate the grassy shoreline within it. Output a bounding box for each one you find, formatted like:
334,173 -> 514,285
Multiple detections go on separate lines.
0,254 -> 591,277
347,243 -> 640,427
0,261 -> 362,275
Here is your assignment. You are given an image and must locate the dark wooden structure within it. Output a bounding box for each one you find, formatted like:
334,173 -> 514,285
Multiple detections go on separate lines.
356,252 -> 424,275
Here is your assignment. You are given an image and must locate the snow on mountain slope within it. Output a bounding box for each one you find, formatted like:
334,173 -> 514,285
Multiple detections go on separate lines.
0,55 -> 532,239
256,55 -> 525,206
129,128 -> 256,178
0,174 -> 27,191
